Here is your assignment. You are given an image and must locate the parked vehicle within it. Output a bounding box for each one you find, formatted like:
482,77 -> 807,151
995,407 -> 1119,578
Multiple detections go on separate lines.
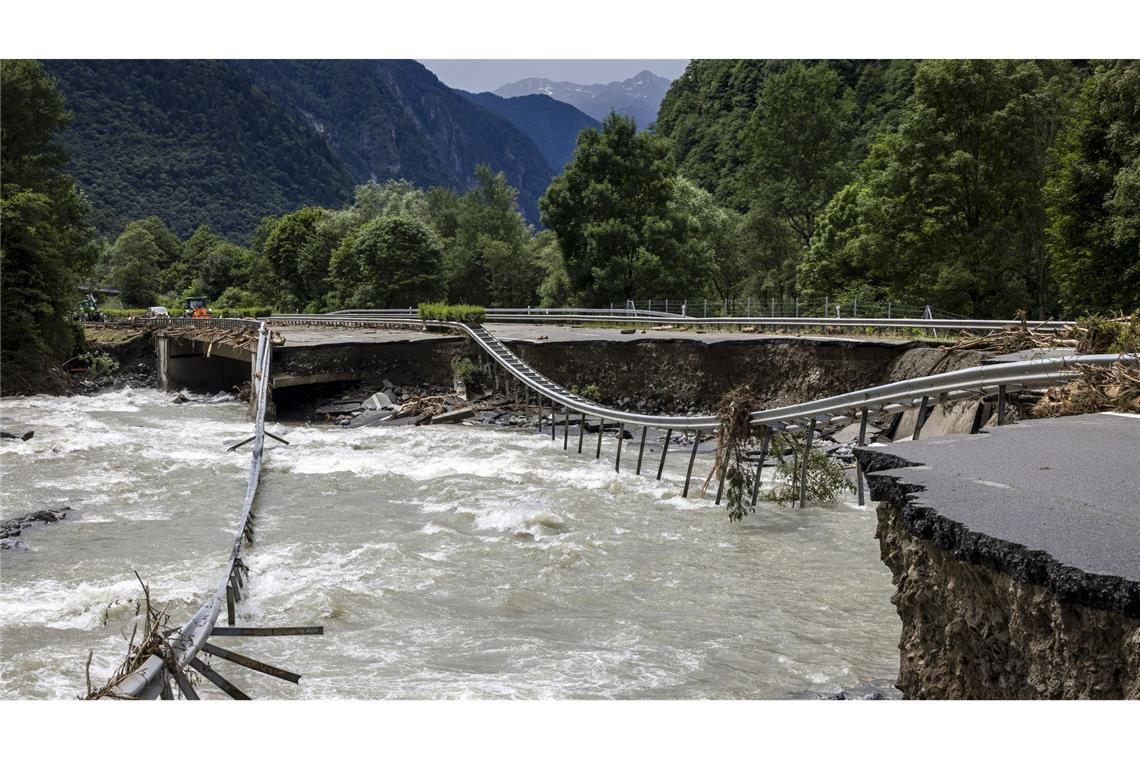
145,306 -> 169,318
184,297 -> 212,318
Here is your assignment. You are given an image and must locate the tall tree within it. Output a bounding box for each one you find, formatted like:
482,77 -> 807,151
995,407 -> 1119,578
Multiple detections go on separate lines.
262,207 -> 339,311
801,60 -> 1075,317
1048,61 -> 1140,315
328,216 -> 444,309
445,165 -> 538,305
746,63 -> 857,248
106,224 -> 163,305
540,113 -> 687,304
1,60 -> 96,392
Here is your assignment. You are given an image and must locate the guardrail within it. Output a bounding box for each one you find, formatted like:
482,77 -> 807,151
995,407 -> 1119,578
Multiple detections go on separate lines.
455,319 -> 1126,506
102,321 -> 321,699
317,309 -> 1075,333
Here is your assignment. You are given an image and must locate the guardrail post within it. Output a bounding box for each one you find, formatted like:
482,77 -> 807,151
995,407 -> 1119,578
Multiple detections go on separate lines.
682,433 -> 701,497
563,406 -> 570,449
635,427 -> 648,474
703,299 -> 707,318
595,418 -> 604,459
615,422 -> 625,472
798,419 -> 817,509
856,408 -> 868,506
913,396 -> 930,440
657,429 -> 672,480
751,427 -> 771,507
997,385 -> 1007,426
577,413 -> 586,454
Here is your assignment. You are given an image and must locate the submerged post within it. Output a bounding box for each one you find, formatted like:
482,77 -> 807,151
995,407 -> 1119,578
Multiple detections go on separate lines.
798,419 -> 817,509
682,433 -> 701,497
615,422 -> 625,472
577,413 -> 586,453
856,408 -> 868,506
656,428 -> 672,480
562,406 -> 569,447
595,418 -> 604,459
751,427 -> 771,507
635,427 -> 648,475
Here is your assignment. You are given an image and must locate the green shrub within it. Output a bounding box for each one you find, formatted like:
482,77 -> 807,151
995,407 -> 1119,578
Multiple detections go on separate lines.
418,302 -> 485,324
762,432 -> 852,508
569,383 -> 601,401
450,356 -> 478,384
79,350 -> 120,378
214,307 -> 272,318
101,308 -> 148,318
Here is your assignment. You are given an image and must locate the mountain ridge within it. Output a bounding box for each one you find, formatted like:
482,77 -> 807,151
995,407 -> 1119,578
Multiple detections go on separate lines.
494,70 -> 672,129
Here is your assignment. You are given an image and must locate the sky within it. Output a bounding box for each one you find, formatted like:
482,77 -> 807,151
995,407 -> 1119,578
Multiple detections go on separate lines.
418,60 -> 690,93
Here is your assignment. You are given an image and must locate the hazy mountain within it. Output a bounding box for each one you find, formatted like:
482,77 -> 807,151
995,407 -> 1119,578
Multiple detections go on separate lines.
237,60 -> 555,224
494,70 -> 672,129
44,60 -> 356,241
44,59 -> 560,239
459,91 -> 600,169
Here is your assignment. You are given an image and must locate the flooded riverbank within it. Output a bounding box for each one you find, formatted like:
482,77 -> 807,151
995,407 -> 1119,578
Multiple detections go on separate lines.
1,388 -> 899,699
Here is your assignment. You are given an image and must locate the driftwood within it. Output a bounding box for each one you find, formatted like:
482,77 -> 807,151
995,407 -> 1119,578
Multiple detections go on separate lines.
1033,359 -> 1140,417
83,572 -> 173,700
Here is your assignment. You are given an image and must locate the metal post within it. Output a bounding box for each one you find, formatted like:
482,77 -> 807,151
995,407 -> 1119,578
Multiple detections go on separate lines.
656,429 -> 672,480
665,298 -> 668,314
997,385 -> 1007,426
856,408 -> 868,506
550,398 -> 556,440
751,427 -> 771,507
715,454 -> 726,505
538,395 -> 544,433
595,418 -> 604,459
703,299 -> 707,318
747,297 -> 751,317
226,585 -> 236,626
798,419 -> 817,509
577,412 -> 586,453
887,302 -> 892,319
563,406 -> 570,449
615,423 -> 625,472
649,298 -> 653,312
854,297 -> 858,318
682,433 -> 702,497
635,427 -> 648,474
913,396 -> 930,440
825,295 -> 829,318
795,298 -> 799,317
771,298 -> 775,317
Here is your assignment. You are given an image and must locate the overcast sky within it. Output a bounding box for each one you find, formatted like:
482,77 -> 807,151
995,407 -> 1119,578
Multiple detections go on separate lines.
418,60 -> 690,93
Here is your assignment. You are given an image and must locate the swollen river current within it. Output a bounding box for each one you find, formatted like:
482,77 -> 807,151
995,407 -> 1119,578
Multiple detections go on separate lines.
1,388 -> 900,699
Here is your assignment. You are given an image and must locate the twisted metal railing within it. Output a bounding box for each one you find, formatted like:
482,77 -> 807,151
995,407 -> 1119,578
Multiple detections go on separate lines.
101,320 -> 321,699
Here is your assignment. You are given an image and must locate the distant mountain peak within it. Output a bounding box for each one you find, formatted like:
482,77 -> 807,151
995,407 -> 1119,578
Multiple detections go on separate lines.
493,71 -> 672,129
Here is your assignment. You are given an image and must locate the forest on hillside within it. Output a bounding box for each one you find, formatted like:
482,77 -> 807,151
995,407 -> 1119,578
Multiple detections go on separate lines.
3,59 -> 1138,392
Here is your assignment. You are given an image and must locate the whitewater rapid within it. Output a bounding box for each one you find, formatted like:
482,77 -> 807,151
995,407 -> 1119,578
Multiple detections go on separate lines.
0,389 -> 900,699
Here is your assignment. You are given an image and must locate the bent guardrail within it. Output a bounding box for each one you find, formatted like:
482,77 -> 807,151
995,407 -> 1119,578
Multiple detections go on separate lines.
102,320 -> 321,700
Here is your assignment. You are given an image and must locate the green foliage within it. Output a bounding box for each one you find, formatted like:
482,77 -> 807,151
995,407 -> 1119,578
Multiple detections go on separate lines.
78,350 -> 119,378
42,60 -> 354,242
328,216 -> 444,309
417,302 -> 486,324
442,165 -> 542,306
1,60 -> 97,392
569,383 -> 601,401
746,63 -> 857,248
762,433 -> 853,508
802,60 -> 1080,318
100,308 -> 148,318
1047,61 -> 1140,316
450,356 -> 478,384
541,113 -> 703,304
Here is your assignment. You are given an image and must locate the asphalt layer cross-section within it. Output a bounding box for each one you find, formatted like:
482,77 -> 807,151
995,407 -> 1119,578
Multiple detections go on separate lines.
857,412 -> 1140,616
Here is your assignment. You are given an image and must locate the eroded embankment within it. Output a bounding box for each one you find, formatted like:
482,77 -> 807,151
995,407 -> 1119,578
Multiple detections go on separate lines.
277,334 -> 980,409
856,421 -> 1140,699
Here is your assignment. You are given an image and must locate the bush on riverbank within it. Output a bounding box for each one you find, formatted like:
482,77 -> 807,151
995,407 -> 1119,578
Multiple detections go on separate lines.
418,303 -> 485,324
